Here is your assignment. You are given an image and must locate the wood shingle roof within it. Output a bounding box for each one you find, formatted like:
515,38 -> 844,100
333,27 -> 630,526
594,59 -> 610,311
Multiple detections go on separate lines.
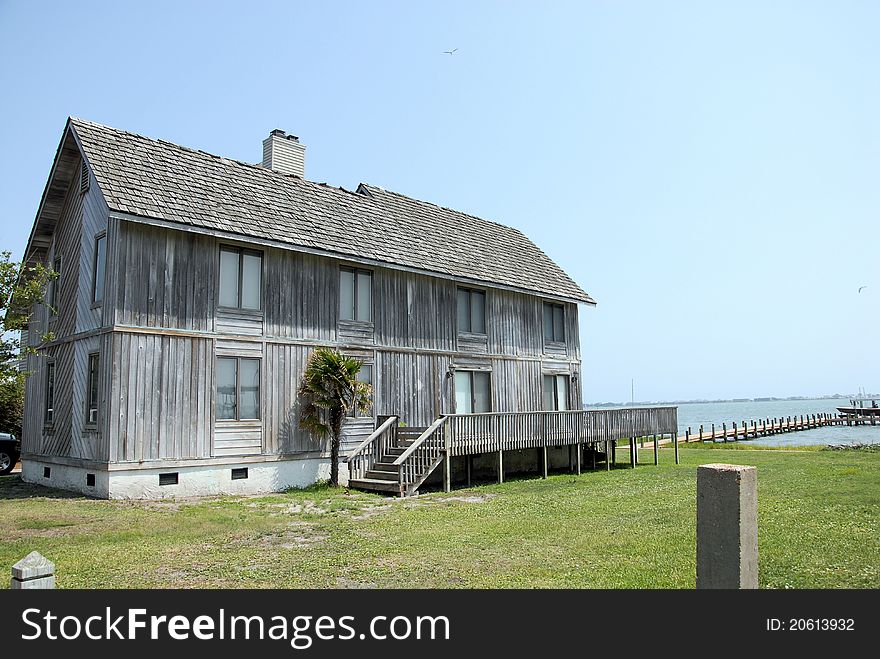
69,117 -> 594,304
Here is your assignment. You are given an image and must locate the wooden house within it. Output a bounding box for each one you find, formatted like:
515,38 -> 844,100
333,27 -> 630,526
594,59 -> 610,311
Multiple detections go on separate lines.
18,118 -> 626,498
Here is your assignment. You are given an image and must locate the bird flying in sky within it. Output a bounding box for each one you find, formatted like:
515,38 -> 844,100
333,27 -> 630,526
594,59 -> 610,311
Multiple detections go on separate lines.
858,285 -> 868,293
443,48 -> 458,55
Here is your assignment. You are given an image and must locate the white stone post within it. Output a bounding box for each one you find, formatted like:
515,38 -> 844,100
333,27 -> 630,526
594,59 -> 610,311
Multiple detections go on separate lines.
11,551 -> 55,589
696,464 -> 758,589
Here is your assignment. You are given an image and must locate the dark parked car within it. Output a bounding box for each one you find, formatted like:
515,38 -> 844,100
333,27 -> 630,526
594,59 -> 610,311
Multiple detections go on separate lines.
0,432 -> 20,475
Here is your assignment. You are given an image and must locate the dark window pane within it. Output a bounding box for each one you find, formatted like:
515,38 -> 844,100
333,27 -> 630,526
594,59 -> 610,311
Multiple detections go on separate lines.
543,303 -> 553,342
87,354 -> 100,424
219,249 -> 240,307
216,358 -> 237,420
457,289 -> 470,333
49,256 -> 62,311
473,372 -> 491,413
553,305 -> 565,342
45,362 -> 55,423
93,235 -> 106,303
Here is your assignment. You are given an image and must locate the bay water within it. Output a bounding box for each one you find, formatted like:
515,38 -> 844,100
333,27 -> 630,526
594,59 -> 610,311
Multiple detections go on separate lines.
588,398 -> 880,447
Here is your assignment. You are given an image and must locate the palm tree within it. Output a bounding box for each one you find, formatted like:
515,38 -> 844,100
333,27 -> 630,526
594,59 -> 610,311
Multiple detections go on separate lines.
298,348 -> 372,486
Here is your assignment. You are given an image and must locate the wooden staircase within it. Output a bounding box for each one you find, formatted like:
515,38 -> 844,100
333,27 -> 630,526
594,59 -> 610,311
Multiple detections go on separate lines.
349,426 -> 427,495
347,417 -> 449,497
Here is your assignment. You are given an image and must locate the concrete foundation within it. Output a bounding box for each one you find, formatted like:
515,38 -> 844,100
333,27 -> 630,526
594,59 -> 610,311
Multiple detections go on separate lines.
21,457 -> 348,499
696,463 -> 758,589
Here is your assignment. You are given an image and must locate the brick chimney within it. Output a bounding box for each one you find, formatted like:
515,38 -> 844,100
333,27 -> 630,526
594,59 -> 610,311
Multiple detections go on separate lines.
261,129 -> 305,177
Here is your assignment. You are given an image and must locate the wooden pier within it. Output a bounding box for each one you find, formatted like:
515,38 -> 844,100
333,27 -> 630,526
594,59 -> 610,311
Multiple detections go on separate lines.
656,412 -> 878,447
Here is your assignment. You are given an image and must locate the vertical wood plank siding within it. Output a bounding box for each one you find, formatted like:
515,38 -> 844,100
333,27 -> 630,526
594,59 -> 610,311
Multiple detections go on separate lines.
108,332 -> 214,462
114,222 -> 215,331
27,201 -> 586,466
22,161 -> 110,460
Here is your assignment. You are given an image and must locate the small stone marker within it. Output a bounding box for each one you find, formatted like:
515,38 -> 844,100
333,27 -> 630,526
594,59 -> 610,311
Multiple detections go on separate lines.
696,464 -> 758,589
11,551 -> 55,589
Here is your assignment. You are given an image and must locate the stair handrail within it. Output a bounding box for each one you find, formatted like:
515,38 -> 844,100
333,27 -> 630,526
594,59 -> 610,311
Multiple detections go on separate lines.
345,415 -> 398,481
392,416 -> 449,495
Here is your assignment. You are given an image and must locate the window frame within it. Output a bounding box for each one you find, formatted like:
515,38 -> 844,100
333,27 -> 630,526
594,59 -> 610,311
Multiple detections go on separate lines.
44,361 -> 56,426
218,245 -> 263,311
543,374 -> 570,411
85,352 -> 100,426
453,369 -> 493,415
215,356 -> 262,422
543,302 -> 566,344
91,232 -> 107,307
339,266 -> 373,323
457,287 -> 487,335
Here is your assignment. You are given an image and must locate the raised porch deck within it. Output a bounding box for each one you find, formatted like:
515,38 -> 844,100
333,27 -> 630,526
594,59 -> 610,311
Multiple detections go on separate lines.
347,407 -> 679,496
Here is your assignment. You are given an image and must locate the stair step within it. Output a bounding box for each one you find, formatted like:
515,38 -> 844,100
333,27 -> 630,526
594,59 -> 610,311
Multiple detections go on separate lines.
349,478 -> 403,494
385,447 -> 405,456
365,469 -> 399,481
372,462 -> 398,472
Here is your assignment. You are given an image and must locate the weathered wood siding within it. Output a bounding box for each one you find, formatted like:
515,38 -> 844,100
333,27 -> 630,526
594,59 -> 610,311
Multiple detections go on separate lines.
113,221 -> 215,331
27,205 -> 583,467
108,332 -> 214,462
22,160 -> 110,461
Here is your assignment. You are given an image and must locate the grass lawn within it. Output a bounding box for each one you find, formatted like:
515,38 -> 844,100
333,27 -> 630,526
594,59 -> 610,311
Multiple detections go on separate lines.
1,444 -> 877,589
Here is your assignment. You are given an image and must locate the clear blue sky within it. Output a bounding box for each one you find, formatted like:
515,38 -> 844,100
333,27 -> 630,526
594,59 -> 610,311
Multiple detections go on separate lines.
1,0 -> 877,403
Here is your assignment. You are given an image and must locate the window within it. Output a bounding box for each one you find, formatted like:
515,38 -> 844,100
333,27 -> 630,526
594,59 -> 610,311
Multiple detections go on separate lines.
219,246 -> 262,310
340,267 -> 372,322
543,302 -> 565,343
47,255 -> 61,314
543,374 -> 570,411
457,288 -> 486,334
216,357 -> 261,420
93,233 -> 106,304
86,353 -> 100,424
45,362 -> 55,424
454,371 -> 491,414
350,363 -> 373,418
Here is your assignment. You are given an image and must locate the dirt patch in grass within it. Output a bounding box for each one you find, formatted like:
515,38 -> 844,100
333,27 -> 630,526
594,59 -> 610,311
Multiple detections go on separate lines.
351,504 -> 393,520
245,522 -> 328,550
441,494 -> 495,504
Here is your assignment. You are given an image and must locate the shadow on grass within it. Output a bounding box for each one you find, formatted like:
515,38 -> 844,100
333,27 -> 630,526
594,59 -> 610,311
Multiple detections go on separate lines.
0,475 -> 87,501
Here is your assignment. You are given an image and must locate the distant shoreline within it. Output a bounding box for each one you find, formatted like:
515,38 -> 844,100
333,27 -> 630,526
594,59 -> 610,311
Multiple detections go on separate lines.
585,394 -> 879,408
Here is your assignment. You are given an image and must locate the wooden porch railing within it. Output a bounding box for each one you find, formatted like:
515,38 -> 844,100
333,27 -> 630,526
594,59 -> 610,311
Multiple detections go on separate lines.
444,407 -> 679,456
345,415 -> 398,480
393,416 -> 448,496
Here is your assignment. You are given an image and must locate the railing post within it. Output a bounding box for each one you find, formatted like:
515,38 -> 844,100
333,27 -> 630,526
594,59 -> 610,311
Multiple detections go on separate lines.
497,450 -> 504,484
674,431 -> 680,465
443,426 -> 451,493
653,433 -> 659,465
